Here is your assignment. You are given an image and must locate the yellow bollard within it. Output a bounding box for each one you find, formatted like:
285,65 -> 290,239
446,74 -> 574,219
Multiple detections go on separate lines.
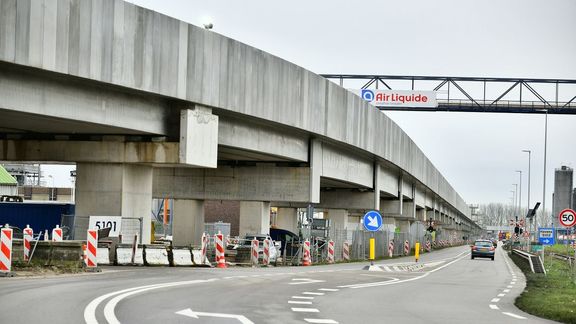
415,242 -> 420,262
369,238 -> 375,260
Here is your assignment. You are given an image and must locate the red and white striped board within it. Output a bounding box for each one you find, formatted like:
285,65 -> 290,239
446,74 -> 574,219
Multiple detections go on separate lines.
388,240 -> 394,258
214,232 -> 226,268
404,240 -> 410,256
425,240 -> 431,252
251,237 -> 259,266
23,225 -> 33,261
327,240 -> 335,264
302,239 -> 311,266
200,232 -> 208,264
342,241 -> 350,261
85,229 -> 98,268
1,225 -> 13,274
262,238 -> 270,265
52,225 -> 63,242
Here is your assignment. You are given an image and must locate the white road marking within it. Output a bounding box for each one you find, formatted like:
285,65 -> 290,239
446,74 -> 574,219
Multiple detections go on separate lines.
491,298 -> 500,303
176,308 -> 254,324
292,296 -> 314,299
489,305 -> 499,310
291,308 -> 320,313
510,282 -> 516,285
503,289 -> 510,293
507,285 -> 513,288
503,312 -> 527,319
290,278 -> 326,285
318,288 -> 339,292
383,266 -> 393,272
303,292 -> 325,296
288,301 -> 313,305
498,293 -> 505,297
304,319 -> 339,324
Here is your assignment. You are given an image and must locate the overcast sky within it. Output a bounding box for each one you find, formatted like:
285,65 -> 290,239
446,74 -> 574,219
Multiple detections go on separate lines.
46,0 -> 576,212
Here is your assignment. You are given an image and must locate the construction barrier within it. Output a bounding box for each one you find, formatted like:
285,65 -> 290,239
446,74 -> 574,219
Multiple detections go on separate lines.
262,238 -> 270,266
1,225 -> 13,275
43,229 -> 49,241
327,240 -> 335,264
97,244 -> 111,265
144,245 -> 170,266
388,240 -> 394,258
172,248 -> 193,266
302,239 -> 311,266
192,248 -> 211,266
214,232 -> 226,268
85,229 -> 98,268
200,232 -> 208,265
425,240 -> 431,252
116,244 -> 144,265
404,240 -> 410,256
342,241 -> 350,261
23,225 -> 33,261
52,225 -> 63,242
251,237 -> 259,266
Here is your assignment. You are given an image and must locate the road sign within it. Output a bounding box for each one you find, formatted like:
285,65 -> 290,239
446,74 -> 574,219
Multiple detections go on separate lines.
538,228 -> 555,245
558,209 -> 576,227
363,210 -> 383,232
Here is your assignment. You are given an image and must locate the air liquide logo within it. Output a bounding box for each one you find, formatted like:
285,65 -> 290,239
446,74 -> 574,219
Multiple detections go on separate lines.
361,89 -> 375,102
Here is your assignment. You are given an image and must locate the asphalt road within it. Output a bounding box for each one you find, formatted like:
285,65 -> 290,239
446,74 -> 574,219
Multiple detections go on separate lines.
0,245 -> 558,324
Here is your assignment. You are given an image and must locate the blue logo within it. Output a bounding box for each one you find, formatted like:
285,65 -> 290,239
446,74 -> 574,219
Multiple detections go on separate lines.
363,210 -> 383,232
361,89 -> 374,102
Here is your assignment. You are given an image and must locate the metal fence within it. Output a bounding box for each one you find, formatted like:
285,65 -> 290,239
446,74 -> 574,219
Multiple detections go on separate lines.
61,215 -> 143,243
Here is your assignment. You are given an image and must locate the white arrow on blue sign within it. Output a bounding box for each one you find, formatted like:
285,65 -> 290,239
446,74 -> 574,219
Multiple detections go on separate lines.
363,210 -> 383,232
538,228 -> 555,246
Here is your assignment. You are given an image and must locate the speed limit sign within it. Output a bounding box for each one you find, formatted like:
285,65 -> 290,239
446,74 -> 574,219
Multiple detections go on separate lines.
558,209 -> 576,227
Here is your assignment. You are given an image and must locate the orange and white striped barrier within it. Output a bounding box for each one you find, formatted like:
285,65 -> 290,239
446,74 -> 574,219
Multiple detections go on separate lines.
262,238 -> 270,266
327,240 -> 335,263
23,225 -> 33,261
302,239 -> 311,266
52,225 -> 63,242
342,241 -> 350,261
404,240 -> 410,256
388,240 -> 394,258
85,229 -> 98,268
425,240 -> 431,252
43,229 -> 49,241
251,237 -> 259,266
1,225 -> 13,275
214,232 -> 226,268
200,232 -> 208,265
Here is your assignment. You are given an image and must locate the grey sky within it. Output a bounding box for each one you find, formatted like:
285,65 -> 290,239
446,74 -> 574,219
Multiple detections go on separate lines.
47,0 -> 576,210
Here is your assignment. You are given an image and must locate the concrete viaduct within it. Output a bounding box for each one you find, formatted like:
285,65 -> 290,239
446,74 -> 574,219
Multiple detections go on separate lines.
0,0 -> 479,245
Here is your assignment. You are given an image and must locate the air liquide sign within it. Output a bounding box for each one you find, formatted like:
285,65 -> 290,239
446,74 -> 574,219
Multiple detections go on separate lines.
359,89 -> 438,108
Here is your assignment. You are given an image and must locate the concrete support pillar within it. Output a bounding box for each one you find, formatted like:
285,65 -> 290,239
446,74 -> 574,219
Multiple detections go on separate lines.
403,201 -> 416,218
76,163 -> 152,243
373,162 -> 381,211
179,105 -> 218,167
239,201 -> 271,236
172,199 -> 204,246
309,139 -> 321,204
275,208 -> 298,233
325,209 -> 349,230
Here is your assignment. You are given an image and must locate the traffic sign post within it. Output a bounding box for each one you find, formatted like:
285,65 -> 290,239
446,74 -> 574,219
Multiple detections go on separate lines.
363,211 -> 383,271
559,209 -> 576,228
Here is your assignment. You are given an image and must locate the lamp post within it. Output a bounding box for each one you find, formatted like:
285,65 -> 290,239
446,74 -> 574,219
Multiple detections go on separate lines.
512,184 -> 518,217
522,149 -> 532,234
516,170 -> 522,217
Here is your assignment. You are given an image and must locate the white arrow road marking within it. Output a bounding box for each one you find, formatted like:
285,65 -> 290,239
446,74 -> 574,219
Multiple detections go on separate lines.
290,278 -> 326,285
503,312 -> 527,320
176,308 -> 254,324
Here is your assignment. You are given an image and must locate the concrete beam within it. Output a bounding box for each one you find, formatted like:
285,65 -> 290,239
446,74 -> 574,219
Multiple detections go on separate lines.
0,140 -> 179,164
154,165 -> 311,202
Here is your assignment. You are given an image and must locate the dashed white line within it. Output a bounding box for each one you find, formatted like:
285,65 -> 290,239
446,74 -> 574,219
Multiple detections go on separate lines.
498,293 -> 506,297
304,319 -> 339,324
503,289 -> 510,293
318,288 -> 339,292
489,305 -> 499,310
491,298 -> 500,303
292,296 -> 315,300
503,312 -> 527,319
288,301 -> 313,305
303,292 -> 325,296
292,308 -> 320,313
507,285 -> 513,288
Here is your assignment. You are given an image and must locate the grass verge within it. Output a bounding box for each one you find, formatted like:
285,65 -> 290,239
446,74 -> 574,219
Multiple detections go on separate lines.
510,252 -> 576,323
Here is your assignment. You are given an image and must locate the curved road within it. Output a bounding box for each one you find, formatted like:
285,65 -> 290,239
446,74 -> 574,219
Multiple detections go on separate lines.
0,245 -> 557,324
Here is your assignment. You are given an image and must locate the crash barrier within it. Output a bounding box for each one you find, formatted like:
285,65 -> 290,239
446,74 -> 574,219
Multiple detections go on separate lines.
263,239 -> 270,266
511,248 -> 546,274
23,226 -> 33,261
251,237 -> 259,266
96,242 -> 111,265
1,225 -> 13,275
388,240 -> 394,258
85,229 -> 98,268
143,245 -> 170,266
214,232 -> 226,268
52,225 -> 63,242
327,240 -> 335,263
116,243 -> 144,265
404,240 -> 410,256
342,241 -> 350,261
172,247 -> 193,266
302,239 -> 311,266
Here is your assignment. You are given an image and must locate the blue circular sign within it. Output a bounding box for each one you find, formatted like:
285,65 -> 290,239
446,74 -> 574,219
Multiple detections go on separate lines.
363,210 -> 383,232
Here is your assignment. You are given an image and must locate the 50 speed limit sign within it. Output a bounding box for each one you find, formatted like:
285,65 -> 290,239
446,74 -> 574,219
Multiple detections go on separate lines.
558,209 -> 576,227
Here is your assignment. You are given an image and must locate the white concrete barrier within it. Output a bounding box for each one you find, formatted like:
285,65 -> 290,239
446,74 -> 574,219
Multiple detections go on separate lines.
96,247 -> 110,265
172,248 -> 193,266
144,245 -> 169,266
116,245 -> 144,265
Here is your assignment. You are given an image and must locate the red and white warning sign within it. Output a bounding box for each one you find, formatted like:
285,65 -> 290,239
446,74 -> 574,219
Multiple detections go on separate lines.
559,209 -> 576,228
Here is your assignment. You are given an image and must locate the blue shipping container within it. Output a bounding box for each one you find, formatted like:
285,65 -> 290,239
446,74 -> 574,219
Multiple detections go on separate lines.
0,202 -> 75,232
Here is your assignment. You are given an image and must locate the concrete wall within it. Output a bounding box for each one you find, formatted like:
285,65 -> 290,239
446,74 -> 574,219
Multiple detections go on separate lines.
0,0 -> 470,219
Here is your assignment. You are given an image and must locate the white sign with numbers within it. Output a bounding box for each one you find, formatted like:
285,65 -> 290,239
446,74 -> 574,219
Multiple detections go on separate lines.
558,209 -> 576,227
89,216 -> 122,237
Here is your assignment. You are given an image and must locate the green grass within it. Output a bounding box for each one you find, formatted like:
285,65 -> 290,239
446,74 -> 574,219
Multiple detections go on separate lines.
511,253 -> 576,323
544,244 -> 576,256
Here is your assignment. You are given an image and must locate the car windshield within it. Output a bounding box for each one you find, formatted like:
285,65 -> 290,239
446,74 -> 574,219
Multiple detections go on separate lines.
475,241 -> 492,247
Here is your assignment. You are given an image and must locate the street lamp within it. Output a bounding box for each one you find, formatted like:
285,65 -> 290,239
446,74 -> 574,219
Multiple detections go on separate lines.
522,149 -> 532,231
512,184 -> 518,216
515,170 -> 522,217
